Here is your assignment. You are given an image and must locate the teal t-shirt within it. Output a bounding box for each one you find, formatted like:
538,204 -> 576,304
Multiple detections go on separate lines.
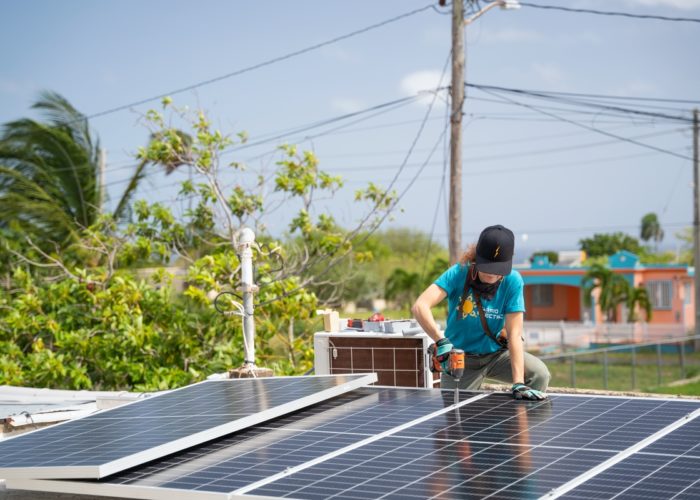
434,263 -> 525,354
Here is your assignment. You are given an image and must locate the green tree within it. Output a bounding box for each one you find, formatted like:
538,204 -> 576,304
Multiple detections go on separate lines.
138,102 -> 396,294
0,92 -> 102,245
0,92 -> 153,252
0,98 -> 403,389
640,212 -> 664,252
626,285 -> 653,322
530,251 -> 559,265
579,232 -> 643,258
676,227 -> 693,265
582,263 -> 631,322
385,268 -> 422,311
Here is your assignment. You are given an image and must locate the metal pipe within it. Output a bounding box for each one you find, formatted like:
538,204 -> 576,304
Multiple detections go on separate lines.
680,341 -> 686,380
238,228 -> 257,367
603,350 -> 608,390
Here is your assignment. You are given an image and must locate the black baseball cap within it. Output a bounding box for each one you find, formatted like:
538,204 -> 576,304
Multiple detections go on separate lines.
475,225 -> 515,276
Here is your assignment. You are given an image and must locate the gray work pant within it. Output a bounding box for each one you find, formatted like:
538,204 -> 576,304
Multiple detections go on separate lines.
440,350 -> 551,391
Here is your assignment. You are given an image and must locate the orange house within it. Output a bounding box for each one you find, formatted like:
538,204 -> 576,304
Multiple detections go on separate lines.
517,251 -> 694,329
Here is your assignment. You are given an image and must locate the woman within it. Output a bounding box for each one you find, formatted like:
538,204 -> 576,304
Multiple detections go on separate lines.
412,224 -> 550,400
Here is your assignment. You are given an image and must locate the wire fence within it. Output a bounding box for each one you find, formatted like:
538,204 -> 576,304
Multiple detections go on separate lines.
523,321 -> 690,353
538,335 -> 700,391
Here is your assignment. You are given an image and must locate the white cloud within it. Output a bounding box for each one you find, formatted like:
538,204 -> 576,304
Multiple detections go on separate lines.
330,98 -> 366,114
400,70 -> 444,95
399,70 -> 449,106
531,63 -> 566,85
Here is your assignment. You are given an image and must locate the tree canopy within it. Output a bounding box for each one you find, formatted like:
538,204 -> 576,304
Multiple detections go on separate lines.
579,232 -> 643,258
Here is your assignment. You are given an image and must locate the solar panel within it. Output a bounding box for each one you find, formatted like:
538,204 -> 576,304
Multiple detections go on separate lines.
5,388 -> 483,499
0,374 -> 376,480
560,454 -> 700,499
244,394 -> 700,499
7,391 -> 700,500
559,410 -> 700,499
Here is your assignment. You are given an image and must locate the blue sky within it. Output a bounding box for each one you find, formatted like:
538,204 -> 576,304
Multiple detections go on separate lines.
1,0 -> 699,262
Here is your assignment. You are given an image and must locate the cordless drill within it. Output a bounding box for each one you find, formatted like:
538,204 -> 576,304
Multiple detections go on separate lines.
427,344 -> 465,404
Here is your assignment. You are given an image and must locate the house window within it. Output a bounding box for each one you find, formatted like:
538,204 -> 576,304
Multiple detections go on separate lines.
532,284 -> 553,307
685,282 -> 692,306
646,280 -> 672,310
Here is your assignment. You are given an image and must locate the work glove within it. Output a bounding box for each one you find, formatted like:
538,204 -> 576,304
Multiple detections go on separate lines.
435,337 -> 454,374
512,383 -> 547,401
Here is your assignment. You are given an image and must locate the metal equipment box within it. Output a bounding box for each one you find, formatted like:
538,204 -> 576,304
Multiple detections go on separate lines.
313,331 -> 439,388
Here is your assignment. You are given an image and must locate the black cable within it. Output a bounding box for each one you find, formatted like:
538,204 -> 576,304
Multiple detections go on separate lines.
232,94 -> 422,153
467,83 -> 693,123
103,93 -> 422,192
494,89 -> 700,105
420,90 -> 452,282
81,4 -> 436,122
430,221 -> 691,238
476,87 -> 694,161
517,2 -> 700,24
369,52 -> 452,207
328,127 -> 684,172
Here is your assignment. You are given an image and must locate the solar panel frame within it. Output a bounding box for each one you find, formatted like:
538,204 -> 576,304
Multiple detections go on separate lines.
0,374 -> 377,480
6,392 -> 700,500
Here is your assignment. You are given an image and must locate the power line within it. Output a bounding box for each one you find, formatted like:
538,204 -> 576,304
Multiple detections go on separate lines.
467,83 -> 693,123
232,94 -> 423,153
82,3 -> 436,122
328,127 -> 685,172
338,149 -> 681,185
518,2 -> 700,24
103,93 -> 424,192
429,221 -> 692,239
475,87 -> 694,161
368,53 -> 451,207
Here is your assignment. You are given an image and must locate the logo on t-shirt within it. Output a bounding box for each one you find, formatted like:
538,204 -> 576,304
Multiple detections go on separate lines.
459,292 -> 478,320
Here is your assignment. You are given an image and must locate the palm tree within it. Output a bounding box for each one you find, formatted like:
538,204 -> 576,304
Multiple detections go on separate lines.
0,92 -> 158,247
640,212 -> 664,252
582,263 -> 631,322
626,285 -> 653,322
0,92 -> 101,244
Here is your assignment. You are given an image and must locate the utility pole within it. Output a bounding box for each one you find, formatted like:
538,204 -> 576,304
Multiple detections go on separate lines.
442,1 -> 519,263
448,0 -> 465,265
693,109 -> 699,337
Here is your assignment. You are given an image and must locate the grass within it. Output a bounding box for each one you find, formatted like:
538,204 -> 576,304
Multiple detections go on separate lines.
545,351 -> 700,395
648,380 -> 700,396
